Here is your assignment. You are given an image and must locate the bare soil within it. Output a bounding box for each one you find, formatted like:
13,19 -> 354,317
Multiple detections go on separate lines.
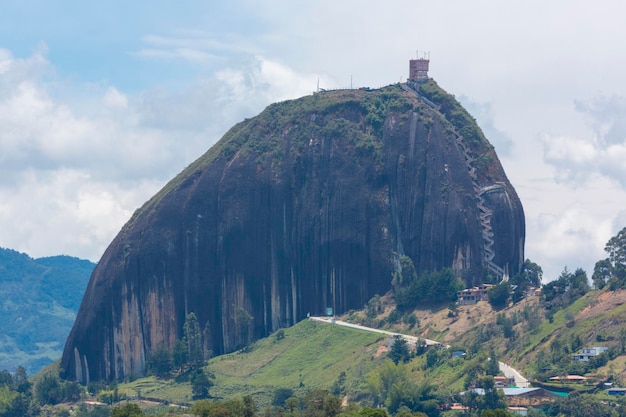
576,289 -> 626,321
415,296 -> 540,344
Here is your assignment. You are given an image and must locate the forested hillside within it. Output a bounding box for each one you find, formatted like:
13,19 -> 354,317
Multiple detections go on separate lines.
0,248 -> 94,374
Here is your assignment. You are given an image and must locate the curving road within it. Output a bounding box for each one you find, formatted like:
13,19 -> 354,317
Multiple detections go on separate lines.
309,316 -> 528,386
309,316 -> 448,348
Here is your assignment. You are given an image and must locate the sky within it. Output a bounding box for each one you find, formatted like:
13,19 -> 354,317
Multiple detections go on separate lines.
1,0 -> 625,282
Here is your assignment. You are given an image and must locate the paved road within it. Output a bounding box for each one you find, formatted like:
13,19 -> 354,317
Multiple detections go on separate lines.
310,317 -> 527,385
499,361 -> 530,388
309,316 -> 529,386
309,316 -> 447,347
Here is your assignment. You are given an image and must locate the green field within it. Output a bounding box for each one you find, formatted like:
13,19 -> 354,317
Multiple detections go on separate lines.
119,319 -> 386,407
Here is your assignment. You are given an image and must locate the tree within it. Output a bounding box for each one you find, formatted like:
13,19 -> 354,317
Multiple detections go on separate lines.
6,391 -> 34,417
35,375 -> 63,405
592,258 -> 612,289
272,388 -> 294,407
486,348 -> 500,376
367,360 -> 408,407
392,255 -> 418,289
76,403 -> 110,417
302,390 -> 340,417
542,267 -> 589,309
511,259 -> 542,302
147,344 -> 174,378
497,313 -> 515,339
429,268 -> 464,303
569,268 -> 590,298
172,339 -> 188,368
606,227 -> 626,274
488,282 -> 510,310
388,338 -> 410,364
243,394 -> 258,417
480,410 -> 514,417
190,399 -> 214,417
285,397 -> 300,416
593,226 -> 626,290
358,408 -> 388,417
110,403 -> 144,417
394,264 -> 462,310
0,385 -> 17,415
424,347 -> 440,369
203,320 -> 213,359
330,372 -> 346,396
475,376 -> 506,411
0,370 -> 12,387
191,368 -> 215,399
63,380 -> 82,402
551,393 -> 612,417
402,313 -> 418,328
322,395 -> 342,417
365,295 -> 383,319
184,312 -> 204,365
235,306 -> 254,347
13,366 -> 30,394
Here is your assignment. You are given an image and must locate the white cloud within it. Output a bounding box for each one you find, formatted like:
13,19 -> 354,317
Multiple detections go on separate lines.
2,0 -> 626,284
528,205 -> 612,281
0,47 -> 318,262
103,87 -> 128,109
0,168 -> 161,260
542,96 -> 626,188
134,32 -> 257,66
458,96 -> 514,156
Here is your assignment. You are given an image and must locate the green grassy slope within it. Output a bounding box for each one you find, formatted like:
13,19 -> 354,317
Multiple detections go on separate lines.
120,319 -> 386,406
108,289 -> 626,414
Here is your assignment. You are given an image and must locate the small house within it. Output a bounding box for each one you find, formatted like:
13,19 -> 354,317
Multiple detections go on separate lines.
457,284 -> 494,305
572,346 -> 608,362
464,387 -> 560,407
607,387 -> 626,396
548,375 -> 587,383
508,407 -> 528,416
494,375 -> 515,388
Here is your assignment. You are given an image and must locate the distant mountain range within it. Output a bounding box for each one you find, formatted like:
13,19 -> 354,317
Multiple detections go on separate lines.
0,247 -> 94,374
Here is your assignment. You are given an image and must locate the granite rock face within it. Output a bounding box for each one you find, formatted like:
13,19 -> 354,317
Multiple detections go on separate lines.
61,82 -> 524,383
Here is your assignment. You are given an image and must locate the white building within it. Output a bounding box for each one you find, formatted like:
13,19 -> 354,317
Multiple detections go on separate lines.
572,346 -> 608,362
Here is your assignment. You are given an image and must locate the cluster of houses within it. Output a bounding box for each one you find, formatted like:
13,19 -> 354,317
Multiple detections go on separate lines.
450,280 -> 624,414
450,344 -> 626,415
455,387 -> 562,416
456,284 -> 541,306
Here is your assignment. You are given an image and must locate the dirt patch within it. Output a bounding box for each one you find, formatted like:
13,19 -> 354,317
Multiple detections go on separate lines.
373,344 -> 388,359
340,290 -> 540,345
412,296 -> 540,344
577,290 -> 626,321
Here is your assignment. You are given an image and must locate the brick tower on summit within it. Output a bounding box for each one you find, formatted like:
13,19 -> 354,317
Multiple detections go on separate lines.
409,54 -> 430,81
